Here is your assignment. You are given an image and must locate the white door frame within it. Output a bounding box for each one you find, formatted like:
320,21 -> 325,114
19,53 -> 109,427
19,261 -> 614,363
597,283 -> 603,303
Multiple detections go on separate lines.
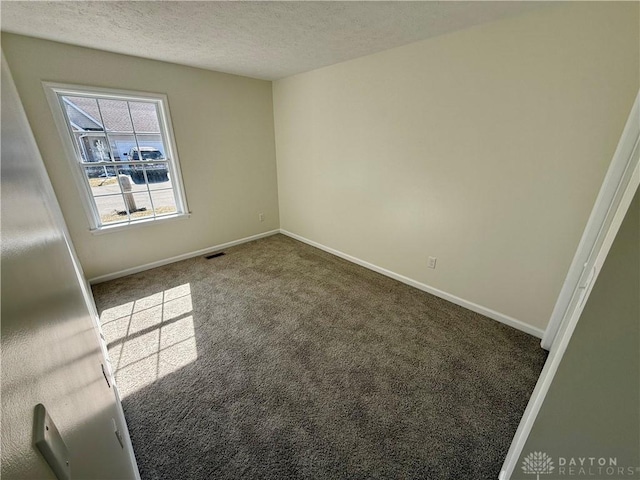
500,91 -> 640,480
541,91 -> 640,350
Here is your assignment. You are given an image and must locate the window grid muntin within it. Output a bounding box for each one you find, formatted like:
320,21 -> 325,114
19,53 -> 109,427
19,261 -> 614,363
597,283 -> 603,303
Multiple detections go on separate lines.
92,96 -> 133,223
124,100 -> 158,217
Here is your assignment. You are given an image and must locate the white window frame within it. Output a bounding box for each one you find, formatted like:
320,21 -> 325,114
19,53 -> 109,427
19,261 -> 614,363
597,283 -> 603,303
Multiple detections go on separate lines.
43,82 -> 190,234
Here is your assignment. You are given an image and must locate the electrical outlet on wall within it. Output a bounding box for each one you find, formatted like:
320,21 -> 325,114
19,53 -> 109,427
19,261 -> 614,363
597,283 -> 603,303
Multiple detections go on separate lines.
428,256 -> 437,269
259,213 -> 265,222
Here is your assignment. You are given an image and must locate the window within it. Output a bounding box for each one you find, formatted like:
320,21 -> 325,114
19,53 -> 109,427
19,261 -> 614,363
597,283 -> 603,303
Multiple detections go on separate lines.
44,83 -> 189,232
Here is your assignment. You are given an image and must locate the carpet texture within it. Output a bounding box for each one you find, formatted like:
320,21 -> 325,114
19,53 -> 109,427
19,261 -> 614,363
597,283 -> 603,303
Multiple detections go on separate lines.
93,234 -> 547,480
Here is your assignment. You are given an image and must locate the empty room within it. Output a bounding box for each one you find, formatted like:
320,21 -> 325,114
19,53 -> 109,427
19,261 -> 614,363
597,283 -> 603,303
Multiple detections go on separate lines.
2,2 -> 639,480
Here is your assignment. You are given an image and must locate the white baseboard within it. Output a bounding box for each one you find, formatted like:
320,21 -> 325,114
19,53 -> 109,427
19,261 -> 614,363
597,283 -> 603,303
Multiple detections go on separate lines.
280,229 -> 544,339
89,226 -> 544,339
88,229 -> 280,284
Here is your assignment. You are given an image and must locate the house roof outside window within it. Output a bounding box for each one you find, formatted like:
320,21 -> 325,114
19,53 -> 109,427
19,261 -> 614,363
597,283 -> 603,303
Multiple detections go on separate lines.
63,96 -> 161,133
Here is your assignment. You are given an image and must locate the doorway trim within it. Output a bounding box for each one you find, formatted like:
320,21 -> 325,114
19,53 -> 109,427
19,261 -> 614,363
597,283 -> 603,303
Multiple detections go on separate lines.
499,91 -> 640,480
542,91 -> 640,350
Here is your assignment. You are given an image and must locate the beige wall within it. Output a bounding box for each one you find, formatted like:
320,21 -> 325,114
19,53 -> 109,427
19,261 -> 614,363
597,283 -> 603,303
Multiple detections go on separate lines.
273,2 -> 639,331
513,189 -> 639,478
4,3 -> 638,331
2,54 -> 138,480
2,33 -> 279,281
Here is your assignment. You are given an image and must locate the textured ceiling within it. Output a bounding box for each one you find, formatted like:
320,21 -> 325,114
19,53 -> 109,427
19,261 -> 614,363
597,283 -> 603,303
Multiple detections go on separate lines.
1,1 -> 547,80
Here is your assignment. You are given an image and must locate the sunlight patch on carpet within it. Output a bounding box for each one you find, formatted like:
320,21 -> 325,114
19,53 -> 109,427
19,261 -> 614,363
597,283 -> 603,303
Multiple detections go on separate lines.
99,283 -> 197,396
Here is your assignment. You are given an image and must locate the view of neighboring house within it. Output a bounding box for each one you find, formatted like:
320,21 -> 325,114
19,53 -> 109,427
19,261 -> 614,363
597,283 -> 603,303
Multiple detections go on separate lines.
63,96 -> 165,163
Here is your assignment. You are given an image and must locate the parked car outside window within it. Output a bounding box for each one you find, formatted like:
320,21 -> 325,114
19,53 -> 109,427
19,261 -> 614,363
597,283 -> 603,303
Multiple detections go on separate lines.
120,147 -> 169,184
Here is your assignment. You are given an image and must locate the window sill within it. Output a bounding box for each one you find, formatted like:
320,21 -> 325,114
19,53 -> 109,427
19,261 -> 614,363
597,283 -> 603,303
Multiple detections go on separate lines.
90,212 -> 191,235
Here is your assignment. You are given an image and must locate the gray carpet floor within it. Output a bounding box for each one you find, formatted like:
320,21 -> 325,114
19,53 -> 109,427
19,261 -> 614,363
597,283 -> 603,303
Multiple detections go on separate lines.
93,234 -> 547,480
